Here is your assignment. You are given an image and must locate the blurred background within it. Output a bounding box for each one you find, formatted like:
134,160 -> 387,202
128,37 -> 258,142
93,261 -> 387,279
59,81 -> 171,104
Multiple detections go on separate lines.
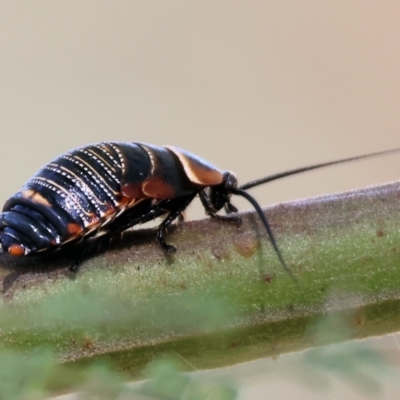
1,1 -> 400,399
1,1 -> 400,218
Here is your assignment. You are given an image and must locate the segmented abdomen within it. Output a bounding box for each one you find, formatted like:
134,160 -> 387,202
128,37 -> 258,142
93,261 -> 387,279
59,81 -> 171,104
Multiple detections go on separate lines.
0,142 -> 150,254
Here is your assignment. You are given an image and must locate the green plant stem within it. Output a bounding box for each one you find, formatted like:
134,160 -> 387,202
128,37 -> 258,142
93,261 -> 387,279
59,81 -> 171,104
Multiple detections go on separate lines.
0,182 -> 400,378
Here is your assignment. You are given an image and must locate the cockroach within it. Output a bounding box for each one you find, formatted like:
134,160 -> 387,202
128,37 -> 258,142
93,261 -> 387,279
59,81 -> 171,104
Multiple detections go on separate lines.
0,142 -> 398,276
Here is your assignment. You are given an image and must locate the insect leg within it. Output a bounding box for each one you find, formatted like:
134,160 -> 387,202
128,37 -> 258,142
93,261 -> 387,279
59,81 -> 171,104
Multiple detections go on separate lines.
69,234 -> 112,273
224,202 -> 238,214
199,191 -> 241,224
156,193 -> 197,252
70,200 -> 167,272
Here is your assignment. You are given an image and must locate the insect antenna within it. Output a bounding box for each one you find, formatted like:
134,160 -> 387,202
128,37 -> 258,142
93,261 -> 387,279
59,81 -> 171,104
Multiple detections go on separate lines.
240,147 -> 400,191
230,187 -> 297,282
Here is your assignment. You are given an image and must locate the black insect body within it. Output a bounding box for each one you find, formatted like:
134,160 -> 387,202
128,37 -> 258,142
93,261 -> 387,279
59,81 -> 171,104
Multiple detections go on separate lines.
0,142 -> 398,277
0,142 -> 274,270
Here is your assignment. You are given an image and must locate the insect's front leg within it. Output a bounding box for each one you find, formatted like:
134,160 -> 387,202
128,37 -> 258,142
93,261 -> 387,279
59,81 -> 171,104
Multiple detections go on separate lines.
199,191 -> 241,224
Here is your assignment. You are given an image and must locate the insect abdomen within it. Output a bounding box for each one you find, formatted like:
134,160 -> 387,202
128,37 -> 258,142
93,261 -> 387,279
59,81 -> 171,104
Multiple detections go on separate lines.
0,143 -> 152,255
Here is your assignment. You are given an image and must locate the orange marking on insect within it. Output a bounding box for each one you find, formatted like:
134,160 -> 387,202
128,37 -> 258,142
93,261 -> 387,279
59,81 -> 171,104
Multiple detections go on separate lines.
121,183 -> 145,199
21,190 -> 51,206
165,146 -> 224,186
32,192 -> 51,206
187,164 -> 224,186
67,223 -> 83,235
142,177 -> 176,199
119,196 -> 137,208
21,189 -> 35,199
8,244 -> 25,256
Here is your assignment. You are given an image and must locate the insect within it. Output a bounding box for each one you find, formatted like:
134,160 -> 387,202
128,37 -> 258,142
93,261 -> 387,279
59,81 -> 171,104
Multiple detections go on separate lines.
0,142 -> 398,276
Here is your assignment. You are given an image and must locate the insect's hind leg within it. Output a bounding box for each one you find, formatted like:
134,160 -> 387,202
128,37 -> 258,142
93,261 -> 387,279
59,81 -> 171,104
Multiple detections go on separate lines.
199,191 -> 241,224
69,207 -> 159,273
69,233 -> 112,273
70,195 -> 196,271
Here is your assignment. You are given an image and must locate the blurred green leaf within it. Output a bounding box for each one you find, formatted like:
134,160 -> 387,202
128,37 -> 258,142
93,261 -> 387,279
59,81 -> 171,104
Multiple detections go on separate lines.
136,358 -> 237,400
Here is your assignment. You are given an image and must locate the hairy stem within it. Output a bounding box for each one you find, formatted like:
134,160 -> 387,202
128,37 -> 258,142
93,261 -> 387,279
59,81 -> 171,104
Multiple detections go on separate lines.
0,182 -> 400,379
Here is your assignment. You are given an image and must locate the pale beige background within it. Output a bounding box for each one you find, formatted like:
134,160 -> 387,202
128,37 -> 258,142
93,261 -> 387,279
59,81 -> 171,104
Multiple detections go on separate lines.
2,1 -> 400,399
